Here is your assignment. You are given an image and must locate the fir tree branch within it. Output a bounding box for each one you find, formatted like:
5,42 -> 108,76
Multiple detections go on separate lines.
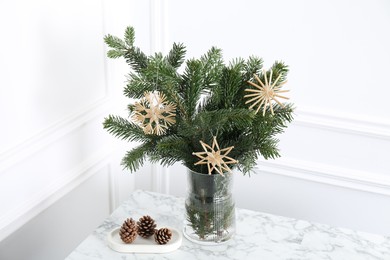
125,72 -> 154,99
124,46 -> 149,73
251,104 -> 294,137
200,47 -> 224,87
181,59 -> 204,119
124,26 -> 135,46
107,49 -> 126,59
103,26 -> 295,176
236,150 -> 258,176
219,59 -> 245,108
257,137 -> 280,159
142,53 -> 179,90
121,142 -> 153,172
194,108 -> 255,132
154,135 -> 193,167
270,61 -> 289,83
244,56 -> 264,80
166,42 -> 186,69
103,115 -> 149,142
163,82 -> 187,118
104,34 -> 127,59
149,57 -> 187,116
104,34 -> 127,50
104,27 -> 148,71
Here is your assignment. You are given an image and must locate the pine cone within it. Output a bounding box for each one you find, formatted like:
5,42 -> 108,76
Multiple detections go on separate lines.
119,218 -> 138,243
137,215 -> 157,238
154,228 -> 172,245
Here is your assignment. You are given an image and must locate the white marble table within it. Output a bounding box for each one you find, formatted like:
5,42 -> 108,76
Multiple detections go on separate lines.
66,190 -> 390,260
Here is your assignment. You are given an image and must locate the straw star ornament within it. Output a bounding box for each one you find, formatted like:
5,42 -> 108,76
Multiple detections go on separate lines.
193,137 -> 238,176
133,91 -> 176,135
245,70 -> 289,116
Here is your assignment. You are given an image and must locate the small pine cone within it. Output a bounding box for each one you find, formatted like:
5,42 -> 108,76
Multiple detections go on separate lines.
119,218 -> 138,243
137,215 -> 157,238
154,228 -> 172,245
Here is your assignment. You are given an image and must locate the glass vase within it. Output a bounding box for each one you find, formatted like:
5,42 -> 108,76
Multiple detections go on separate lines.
183,169 -> 236,245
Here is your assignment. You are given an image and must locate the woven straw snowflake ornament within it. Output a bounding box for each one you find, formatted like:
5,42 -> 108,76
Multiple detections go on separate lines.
132,91 -> 176,135
245,69 -> 289,116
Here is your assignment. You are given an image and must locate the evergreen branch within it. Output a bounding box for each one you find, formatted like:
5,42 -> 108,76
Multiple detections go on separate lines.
121,142 -> 153,172
163,82 -> 187,118
224,132 -> 256,161
146,56 -> 187,116
103,26 -> 295,176
105,27 -> 148,72
196,108 -> 254,131
244,56 -> 264,80
107,49 -> 126,59
124,26 -> 135,46
104,34 -> 127,50
104,34 -> 127,59
166,42 -> 186,69
124,46 -> 148,73
236,150 -> 258,176
181,59 -> 204,118
124,73 -> 154,99
270,61 -> 289,83
200,47 -> 224,87
103,115 -> 149,142
272,104 -> 294,125
257,137 -> 280,159
251,104 -> 294,137
178,109 -> 254,140
219,59 -> 245,108
155,135 -> 193,167
246,56 -> 264,72
200,47 -> 223,72
142,53 -> 178,88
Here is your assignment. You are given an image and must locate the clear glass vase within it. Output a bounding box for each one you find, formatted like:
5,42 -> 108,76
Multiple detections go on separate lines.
183,169 -> 236,245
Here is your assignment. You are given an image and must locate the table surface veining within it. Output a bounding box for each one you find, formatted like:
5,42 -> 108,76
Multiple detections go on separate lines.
65,190 -> 390,260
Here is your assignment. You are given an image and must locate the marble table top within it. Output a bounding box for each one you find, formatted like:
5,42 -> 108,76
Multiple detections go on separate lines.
66,190 -> 390,260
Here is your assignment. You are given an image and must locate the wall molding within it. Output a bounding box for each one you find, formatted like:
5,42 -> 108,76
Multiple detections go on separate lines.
149,0 -> 169,194
0,148 -> 113,242
108,162 -> 118,213
149,0 -> 166,54
295,107 -> 390,140
1,3 -> 110,171
256,158 -> 390,196
151,164 -> 170,194
0,97 -> 113,174
146,0 -> 390,197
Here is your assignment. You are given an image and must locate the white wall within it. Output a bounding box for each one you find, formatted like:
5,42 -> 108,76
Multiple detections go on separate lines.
0,0 -> 390,259
0,0 -> 150,259
146,0 -> 390,236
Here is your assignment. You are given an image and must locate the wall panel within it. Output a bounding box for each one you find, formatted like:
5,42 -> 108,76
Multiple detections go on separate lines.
1,2 -> 389,259
149,0 -> 390,236
0,166 -> 112,260
0,1 -> 151,256
0,0 -> 113,243
0,0 -> 107,154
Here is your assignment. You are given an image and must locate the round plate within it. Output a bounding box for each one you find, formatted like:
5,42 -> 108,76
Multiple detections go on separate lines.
107,227 -> 182,253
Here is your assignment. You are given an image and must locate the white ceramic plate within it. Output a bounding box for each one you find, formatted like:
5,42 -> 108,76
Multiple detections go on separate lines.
107,227 -> 182,253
